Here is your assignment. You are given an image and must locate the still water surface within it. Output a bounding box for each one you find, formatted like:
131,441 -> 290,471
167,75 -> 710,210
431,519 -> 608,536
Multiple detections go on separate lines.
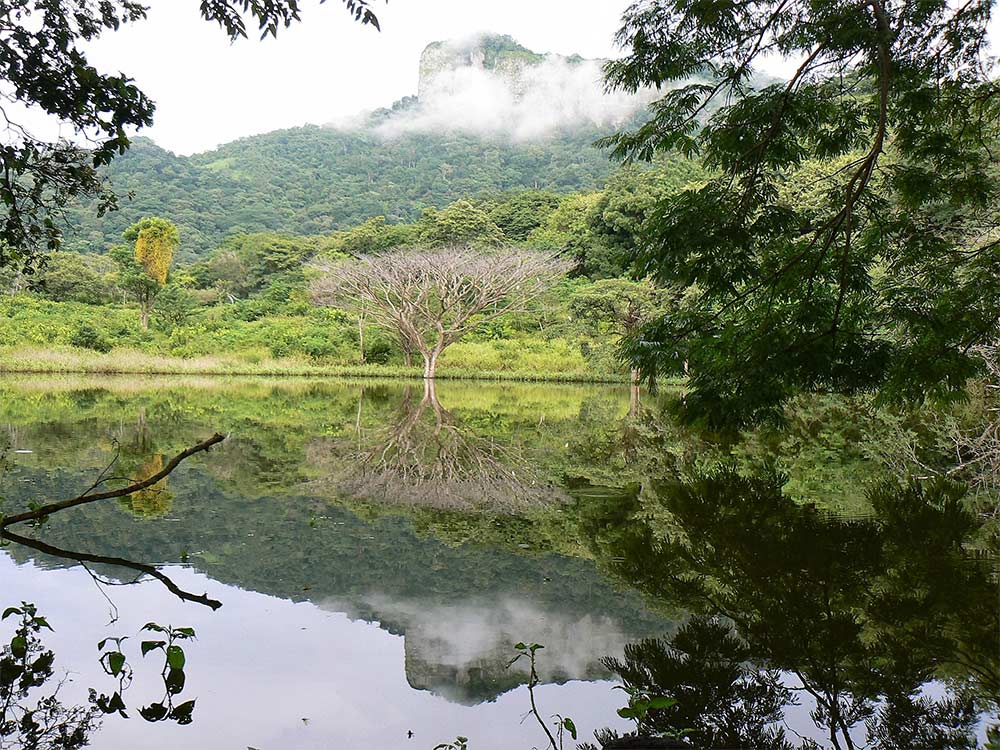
0,376 -> 996,749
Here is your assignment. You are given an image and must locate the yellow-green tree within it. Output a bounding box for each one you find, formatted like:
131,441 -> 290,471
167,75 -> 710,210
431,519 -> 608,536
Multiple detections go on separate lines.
117,454 -> 174,519
114,217 -> 179,329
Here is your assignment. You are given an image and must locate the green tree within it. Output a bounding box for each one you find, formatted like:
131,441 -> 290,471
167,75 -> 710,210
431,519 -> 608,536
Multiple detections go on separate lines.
570,278 -> 676,383
35,252 -> 116,305
153,284 -> 198,330
0,0 -> 381,270
526,193 -> 607,276
417,201 -> 507,248
586,164 -> 704,278
337,216 -> 416,255
603,0 -> 1000,427
114,217 -> 179,329
486,191 -> 562,242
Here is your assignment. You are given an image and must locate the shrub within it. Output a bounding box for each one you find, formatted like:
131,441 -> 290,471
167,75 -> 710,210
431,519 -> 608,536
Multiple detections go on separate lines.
365,338 -> 394,365
69,323 -> 112,353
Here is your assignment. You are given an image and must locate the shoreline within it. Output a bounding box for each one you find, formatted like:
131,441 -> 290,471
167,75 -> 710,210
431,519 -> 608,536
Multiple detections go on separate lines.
0,348 -> 627,384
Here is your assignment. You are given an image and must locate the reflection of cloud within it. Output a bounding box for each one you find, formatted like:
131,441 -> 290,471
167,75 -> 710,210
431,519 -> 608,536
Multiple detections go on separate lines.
321,593 -> 644,705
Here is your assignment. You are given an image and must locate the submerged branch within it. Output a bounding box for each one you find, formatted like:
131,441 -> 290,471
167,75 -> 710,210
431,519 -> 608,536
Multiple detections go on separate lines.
0,433 -> 226,528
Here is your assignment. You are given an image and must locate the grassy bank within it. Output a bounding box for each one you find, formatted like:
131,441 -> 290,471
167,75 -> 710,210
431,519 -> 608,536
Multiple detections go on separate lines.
0,296 -> 630,381
0,347 -> 626,383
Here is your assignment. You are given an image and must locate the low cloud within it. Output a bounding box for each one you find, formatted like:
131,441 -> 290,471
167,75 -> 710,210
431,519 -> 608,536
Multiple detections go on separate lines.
368,45 -> 655,140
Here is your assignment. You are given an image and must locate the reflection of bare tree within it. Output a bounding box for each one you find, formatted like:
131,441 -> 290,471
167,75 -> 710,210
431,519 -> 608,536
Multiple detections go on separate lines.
315,382 -> 568,512
877,345 -> 1000,503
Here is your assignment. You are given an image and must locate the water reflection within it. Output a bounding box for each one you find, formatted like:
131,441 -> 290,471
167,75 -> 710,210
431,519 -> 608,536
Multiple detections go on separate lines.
0,377 -> 997,748
311,380 -> 569,511
1,602 -> 100,750
583,466 -> 999,748
330,594 -> 637,705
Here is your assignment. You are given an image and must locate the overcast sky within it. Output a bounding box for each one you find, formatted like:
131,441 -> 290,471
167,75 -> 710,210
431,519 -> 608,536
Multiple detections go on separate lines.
80,1 -> 633,155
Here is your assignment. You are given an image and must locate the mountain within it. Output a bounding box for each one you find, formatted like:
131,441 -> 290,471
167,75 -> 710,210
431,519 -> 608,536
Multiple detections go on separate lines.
62,34 -> 649,261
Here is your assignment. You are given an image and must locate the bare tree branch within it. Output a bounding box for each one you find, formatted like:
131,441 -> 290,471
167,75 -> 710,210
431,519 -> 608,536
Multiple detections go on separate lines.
0,433 -> 226,529
0,529 -> 222,610
310,246 -> 571,378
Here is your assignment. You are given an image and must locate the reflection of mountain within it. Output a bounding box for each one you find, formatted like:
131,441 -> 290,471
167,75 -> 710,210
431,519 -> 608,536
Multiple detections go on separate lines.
326,593 -> 662,705
0,466 -> 671,704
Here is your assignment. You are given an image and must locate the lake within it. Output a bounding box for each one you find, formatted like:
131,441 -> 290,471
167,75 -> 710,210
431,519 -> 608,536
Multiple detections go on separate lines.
0,376 -> 997,749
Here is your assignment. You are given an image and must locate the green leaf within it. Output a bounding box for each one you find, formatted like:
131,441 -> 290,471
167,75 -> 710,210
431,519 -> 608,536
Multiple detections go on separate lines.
166,644 -> 185,670
562,717 -> 577,739
141,640 -> 165,657
139,702 -> 169,722
170,699 -> 196,725
10,635 -> 27,659
108,651 -> 126,677
32,616 -> 52,631
647,696 -> 676,709
165,667 -> 186,695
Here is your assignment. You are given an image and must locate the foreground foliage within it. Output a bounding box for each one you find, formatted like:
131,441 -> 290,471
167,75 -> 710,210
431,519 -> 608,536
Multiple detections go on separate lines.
606,0 -> 1000,426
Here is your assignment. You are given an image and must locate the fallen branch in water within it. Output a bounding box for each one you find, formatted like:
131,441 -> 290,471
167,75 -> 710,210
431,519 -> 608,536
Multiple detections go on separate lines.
0,529 -> 223,610
0,433 -> 227,610
0,433 -> 226,529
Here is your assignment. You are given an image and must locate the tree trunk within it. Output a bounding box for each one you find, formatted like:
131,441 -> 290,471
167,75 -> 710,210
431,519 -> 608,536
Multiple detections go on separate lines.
396,326 -> 416,368
401,335 -> 414,368
629,368 -> 641,418
358,315 -> 366,365
423,348 -> 442,379
140,306 -> 149,330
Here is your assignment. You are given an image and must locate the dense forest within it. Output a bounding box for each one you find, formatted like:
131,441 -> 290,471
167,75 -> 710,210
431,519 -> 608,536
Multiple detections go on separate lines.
59,118 -> 657,260
2,159 -> 705,379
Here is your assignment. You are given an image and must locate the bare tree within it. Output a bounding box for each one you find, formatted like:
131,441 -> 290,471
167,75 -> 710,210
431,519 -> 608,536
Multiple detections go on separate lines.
310,247 -> 571,379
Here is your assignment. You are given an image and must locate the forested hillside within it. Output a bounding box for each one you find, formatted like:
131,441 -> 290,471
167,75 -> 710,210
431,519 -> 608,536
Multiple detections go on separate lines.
56,32 -> 666,260
62,125 -> 628,260
6,32 -> 708,382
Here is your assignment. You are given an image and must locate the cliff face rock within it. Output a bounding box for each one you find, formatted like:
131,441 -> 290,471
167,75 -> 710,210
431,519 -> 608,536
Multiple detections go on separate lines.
417,34 -> 555,100
392,34 -> 649,140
